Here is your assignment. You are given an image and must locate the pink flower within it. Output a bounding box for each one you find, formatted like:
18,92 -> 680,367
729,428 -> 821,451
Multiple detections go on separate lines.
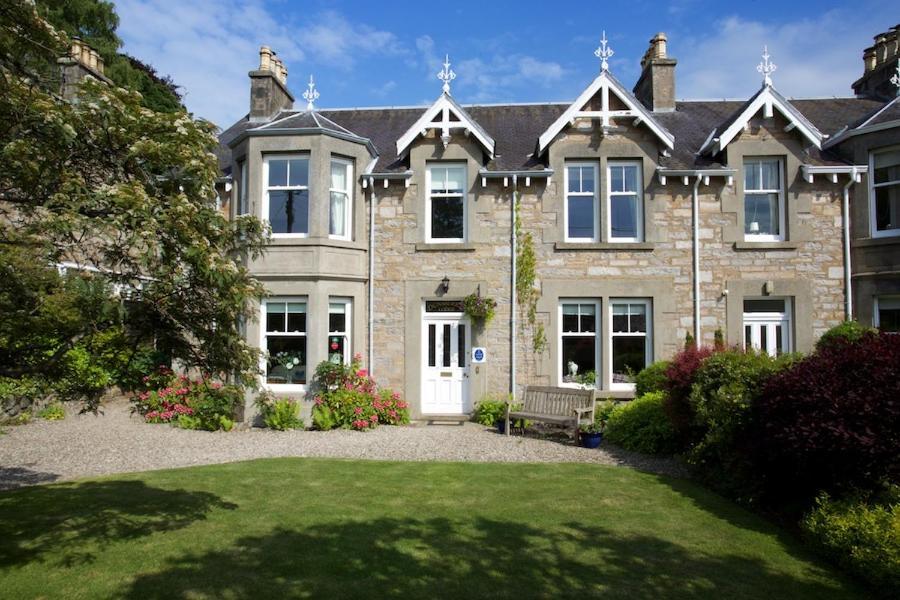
314,396 -> 324,405
356,369 -> 368,378
211,382 -> 222,389
354,406 -> 363,415
370,414 -> 378,422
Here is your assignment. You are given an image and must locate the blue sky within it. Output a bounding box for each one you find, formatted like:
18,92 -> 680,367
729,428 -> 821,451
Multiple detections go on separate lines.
115,0 -> 898,127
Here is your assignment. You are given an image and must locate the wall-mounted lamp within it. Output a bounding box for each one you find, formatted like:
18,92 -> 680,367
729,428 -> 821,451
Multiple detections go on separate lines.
440,275 -> 450,294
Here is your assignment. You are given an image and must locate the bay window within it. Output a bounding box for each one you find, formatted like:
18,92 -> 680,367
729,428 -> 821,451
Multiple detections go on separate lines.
263,299 -> 307,386
870,148 -> 900,237
744,158 -> 784,241
608,162 -> 643,241
565,163 -> 598,241
427,164 -> 466,242
328,298 -> 352,364
330,158 -> 353,240
875,296 -> 900,332
264,155 -> 309,236
610,300 -> 651,388
743,298 -> 791,357
560,301 -> 599,387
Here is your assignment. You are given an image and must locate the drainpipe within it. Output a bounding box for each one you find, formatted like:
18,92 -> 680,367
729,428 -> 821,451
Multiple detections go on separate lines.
510,174 -> 518,403
368,177 -> 377,377
842,168 -> 857,321
692,175 -> 702,343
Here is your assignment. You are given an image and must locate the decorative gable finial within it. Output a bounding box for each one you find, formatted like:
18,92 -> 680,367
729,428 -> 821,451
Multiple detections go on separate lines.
437,54 -> 456,95
303,75 -> 319,111
891,59 -> 900,91
594,31 -> 614,72
757,46 -> 777,87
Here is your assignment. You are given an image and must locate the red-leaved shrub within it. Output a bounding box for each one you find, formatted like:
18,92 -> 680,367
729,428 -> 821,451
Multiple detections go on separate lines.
663,345 -> 716,446
755,332 -> 900,503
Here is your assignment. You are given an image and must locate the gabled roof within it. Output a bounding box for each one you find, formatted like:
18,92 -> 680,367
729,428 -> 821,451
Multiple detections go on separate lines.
537,70 -> 675,153
216,97 -> 882,174
698,85 -> 824,155
395,93 -> 495,159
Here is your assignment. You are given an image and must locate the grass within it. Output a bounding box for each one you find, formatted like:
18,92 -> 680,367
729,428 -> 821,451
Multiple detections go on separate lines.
0,458 -> 864,599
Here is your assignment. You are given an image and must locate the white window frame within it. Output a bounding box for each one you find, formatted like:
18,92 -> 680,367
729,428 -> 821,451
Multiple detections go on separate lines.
558,299 -> 601,389
262,154 -> 310,238
743,157 -> 785,242
564,162 -> 599,242
874,295 -> 900,332
329,157 -> 353,241
260,297 -> 308,392
606,161 -> 644,242
237,159 -> 248,216
742,297 -> 792,357
328,297 -> 352,364
609,299 -> 652,391
869,146 -> 900,238
425,163 -> 467,243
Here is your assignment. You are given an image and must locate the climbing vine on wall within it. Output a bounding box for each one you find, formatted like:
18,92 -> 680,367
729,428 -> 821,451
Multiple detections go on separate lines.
515,196 -> 546,354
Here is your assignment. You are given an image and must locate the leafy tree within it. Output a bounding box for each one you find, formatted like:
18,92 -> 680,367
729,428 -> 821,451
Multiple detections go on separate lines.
35,0 -> 182,113
0,2 -> 268,408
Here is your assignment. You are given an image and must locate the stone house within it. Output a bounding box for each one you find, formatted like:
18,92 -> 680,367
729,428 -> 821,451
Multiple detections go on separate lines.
216,30 -> 900,421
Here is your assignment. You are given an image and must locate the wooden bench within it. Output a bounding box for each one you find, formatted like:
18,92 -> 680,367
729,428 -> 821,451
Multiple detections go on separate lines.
505,386 -> 596,439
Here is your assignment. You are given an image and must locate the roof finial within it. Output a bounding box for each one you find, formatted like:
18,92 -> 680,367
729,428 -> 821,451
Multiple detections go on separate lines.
890,59 -> 900,91
437,54 -> 456,95
594,31 -> 614,72
303,75 -> 319,111
757,45 -> 777,87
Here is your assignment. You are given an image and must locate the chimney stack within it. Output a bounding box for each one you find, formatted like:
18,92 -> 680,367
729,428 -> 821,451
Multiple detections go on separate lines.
633,33 -> 677,113
249,45 -> 294,122
57,37 -> 110,102
852,25 -> 900,101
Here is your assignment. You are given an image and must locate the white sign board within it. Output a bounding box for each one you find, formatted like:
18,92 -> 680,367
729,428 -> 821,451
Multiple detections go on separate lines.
471,347 -> 486,363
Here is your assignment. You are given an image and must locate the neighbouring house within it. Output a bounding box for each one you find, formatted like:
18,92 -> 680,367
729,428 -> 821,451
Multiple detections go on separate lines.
213,28 -> 900,421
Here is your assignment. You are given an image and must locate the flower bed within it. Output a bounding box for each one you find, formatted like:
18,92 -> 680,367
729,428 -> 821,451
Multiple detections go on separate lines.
311,355 -> 409,431
132,367 -> 241,431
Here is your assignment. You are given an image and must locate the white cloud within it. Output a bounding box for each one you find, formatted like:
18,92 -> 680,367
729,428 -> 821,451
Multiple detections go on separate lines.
116,0 -> 404,127
674,8 -> 891,99
413,37 -> 567,103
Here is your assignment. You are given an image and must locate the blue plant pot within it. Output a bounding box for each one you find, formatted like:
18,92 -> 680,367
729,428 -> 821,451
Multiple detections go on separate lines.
580,432 -> 602,448
495,419 -> 506,434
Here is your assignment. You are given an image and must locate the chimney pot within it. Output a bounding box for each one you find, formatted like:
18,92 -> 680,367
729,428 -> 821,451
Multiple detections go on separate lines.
259,46 -> 273,71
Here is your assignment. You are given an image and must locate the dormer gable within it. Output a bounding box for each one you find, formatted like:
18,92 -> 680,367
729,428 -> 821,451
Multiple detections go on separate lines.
537,70 -> 675,153
698,84 -> 823,156
395,92 -> 495,159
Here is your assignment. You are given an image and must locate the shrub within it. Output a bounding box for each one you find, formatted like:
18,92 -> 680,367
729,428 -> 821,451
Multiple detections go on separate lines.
594,400 -> 617,427
260,397 -> 303,431
755,332 -> 900,503
474,394 -> 508,426
0,377 -> 44,412
815,320 -> 876,352
686,349 -> 793,498
663,345 -> 716,446
310,354 -> 409,431
38,403 -> 66,421
132,372 -> 240,431
604,392 -> 679,455
801,486 -> 900,592
634,361 -> 670,397
55,346 -> 112,404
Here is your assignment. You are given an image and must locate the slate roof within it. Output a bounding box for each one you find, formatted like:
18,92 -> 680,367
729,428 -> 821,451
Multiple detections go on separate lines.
217,95 -> 889,174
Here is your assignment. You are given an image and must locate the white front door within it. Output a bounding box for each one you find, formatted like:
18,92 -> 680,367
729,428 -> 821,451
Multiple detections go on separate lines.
421,313 -> 471,414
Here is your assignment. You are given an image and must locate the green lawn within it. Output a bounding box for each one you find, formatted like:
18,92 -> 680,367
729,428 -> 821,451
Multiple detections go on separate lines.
0,458 -> 863,599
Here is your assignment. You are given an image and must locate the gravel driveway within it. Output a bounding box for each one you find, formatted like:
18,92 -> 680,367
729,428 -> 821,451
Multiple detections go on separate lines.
0,400 -> 687,490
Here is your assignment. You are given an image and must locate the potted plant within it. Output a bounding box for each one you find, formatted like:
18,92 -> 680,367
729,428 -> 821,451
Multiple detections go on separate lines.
473,395 -> 508,433
579,421 -> 604,448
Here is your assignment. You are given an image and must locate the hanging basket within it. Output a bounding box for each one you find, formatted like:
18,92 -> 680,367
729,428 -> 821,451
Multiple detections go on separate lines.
463,292 -> 497,326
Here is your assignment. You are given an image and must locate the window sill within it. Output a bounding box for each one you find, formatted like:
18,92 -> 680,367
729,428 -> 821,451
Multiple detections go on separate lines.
415,242 -> 477,252
268,237 -> 366,251
733,241 -> 798,251
554,242 -> 654,251
854,236 -> 900,248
